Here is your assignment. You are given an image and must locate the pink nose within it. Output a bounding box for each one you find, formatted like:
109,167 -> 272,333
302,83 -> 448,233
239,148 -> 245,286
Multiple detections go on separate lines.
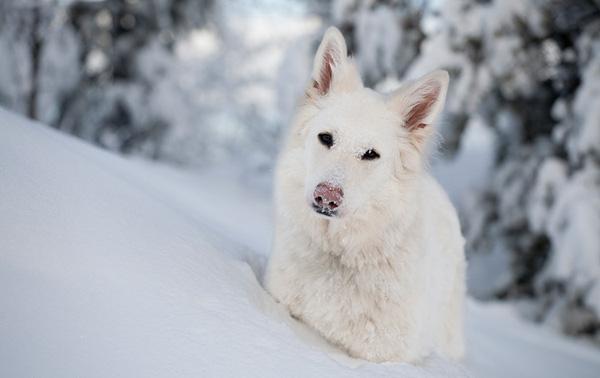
313,182 -> 344,213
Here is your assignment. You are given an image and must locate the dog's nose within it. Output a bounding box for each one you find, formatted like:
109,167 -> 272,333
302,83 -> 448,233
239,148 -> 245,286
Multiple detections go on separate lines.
313,182 -> 343,212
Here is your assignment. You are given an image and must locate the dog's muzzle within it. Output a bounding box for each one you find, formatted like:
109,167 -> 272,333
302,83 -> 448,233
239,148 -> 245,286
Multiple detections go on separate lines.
312,182 -> 343,217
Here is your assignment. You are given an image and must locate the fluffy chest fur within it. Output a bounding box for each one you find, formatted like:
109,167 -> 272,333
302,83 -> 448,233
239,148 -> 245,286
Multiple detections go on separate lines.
267,171 -> 458,363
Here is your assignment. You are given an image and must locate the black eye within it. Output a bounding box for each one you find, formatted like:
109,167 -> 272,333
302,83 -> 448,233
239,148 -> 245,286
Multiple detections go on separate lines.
361,149 -> 380,160
318,132 -> 333,148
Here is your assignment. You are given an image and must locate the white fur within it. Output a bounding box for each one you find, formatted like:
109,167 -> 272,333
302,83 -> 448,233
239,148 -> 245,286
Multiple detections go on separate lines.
265,27 -> 466,363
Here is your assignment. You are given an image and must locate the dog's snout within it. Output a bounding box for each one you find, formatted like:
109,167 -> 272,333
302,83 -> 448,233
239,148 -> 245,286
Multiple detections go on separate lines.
313,182 -> 343,215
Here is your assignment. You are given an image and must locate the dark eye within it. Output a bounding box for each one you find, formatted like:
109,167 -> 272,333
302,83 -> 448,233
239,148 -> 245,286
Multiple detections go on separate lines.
361,149 -> 380,160
318,132 -> 333,148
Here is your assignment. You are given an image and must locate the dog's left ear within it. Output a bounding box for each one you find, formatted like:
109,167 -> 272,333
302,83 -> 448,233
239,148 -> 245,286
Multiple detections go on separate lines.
387,70 -> 449,146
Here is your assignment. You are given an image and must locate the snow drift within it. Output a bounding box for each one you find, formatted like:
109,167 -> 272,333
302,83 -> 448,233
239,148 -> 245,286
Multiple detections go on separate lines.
1,108 -> 599,377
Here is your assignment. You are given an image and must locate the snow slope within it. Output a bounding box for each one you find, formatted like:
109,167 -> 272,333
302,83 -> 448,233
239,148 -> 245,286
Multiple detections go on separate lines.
1,108 -> 599,377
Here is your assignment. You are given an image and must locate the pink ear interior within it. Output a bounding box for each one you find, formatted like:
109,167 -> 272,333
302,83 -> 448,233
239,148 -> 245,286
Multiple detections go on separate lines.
404,82 -> 441,130
313,49 -> 335,96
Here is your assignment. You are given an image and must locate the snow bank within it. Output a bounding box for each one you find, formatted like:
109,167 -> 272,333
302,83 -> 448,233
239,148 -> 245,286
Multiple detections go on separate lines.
1,109 -> 599,377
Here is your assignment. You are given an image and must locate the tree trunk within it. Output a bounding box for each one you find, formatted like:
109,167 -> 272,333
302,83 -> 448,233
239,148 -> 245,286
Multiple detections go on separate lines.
27,4 -> 42,120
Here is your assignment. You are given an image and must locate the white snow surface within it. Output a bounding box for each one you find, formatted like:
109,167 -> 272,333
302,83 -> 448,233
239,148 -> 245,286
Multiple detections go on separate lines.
1,108 -> 600,377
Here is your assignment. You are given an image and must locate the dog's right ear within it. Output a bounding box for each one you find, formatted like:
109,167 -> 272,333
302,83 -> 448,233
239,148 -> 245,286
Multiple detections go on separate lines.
309,27 -> 348,97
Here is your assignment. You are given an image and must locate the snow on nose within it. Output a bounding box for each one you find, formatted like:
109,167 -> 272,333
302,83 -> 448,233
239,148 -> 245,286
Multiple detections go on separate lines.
313,182 -> 343,214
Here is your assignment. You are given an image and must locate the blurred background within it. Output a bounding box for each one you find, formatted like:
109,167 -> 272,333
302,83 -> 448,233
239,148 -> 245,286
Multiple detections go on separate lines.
1,0 -> 599,345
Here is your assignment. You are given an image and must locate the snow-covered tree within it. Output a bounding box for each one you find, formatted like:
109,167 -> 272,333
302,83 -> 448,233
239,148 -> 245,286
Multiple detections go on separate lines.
0,0 -> 218,159
0,0 -> 316,167
404,0 -> 600,339
0,0 -> 80,122
330,0 -> 426,86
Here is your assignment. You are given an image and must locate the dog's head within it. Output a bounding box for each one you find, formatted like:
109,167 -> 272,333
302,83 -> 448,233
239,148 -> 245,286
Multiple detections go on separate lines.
301,27 -> 449,219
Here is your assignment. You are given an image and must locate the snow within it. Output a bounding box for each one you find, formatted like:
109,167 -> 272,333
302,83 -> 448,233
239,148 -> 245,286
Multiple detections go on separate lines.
543,165 -> 600,315
333,0 -> 421,82
571,38 -> 600,160
527,158 -> 568,234
431,117 -> 496,207
2,108 -> 600,377
353,5 -> 401,81
37,20 -> 81,125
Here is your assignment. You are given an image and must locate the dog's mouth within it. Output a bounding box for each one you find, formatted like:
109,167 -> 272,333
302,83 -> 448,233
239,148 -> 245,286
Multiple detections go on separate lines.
312,204 -> 337,218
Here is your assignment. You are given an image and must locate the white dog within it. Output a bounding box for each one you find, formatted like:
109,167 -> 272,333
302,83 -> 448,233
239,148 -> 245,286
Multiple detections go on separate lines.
265,27 -> 466,363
